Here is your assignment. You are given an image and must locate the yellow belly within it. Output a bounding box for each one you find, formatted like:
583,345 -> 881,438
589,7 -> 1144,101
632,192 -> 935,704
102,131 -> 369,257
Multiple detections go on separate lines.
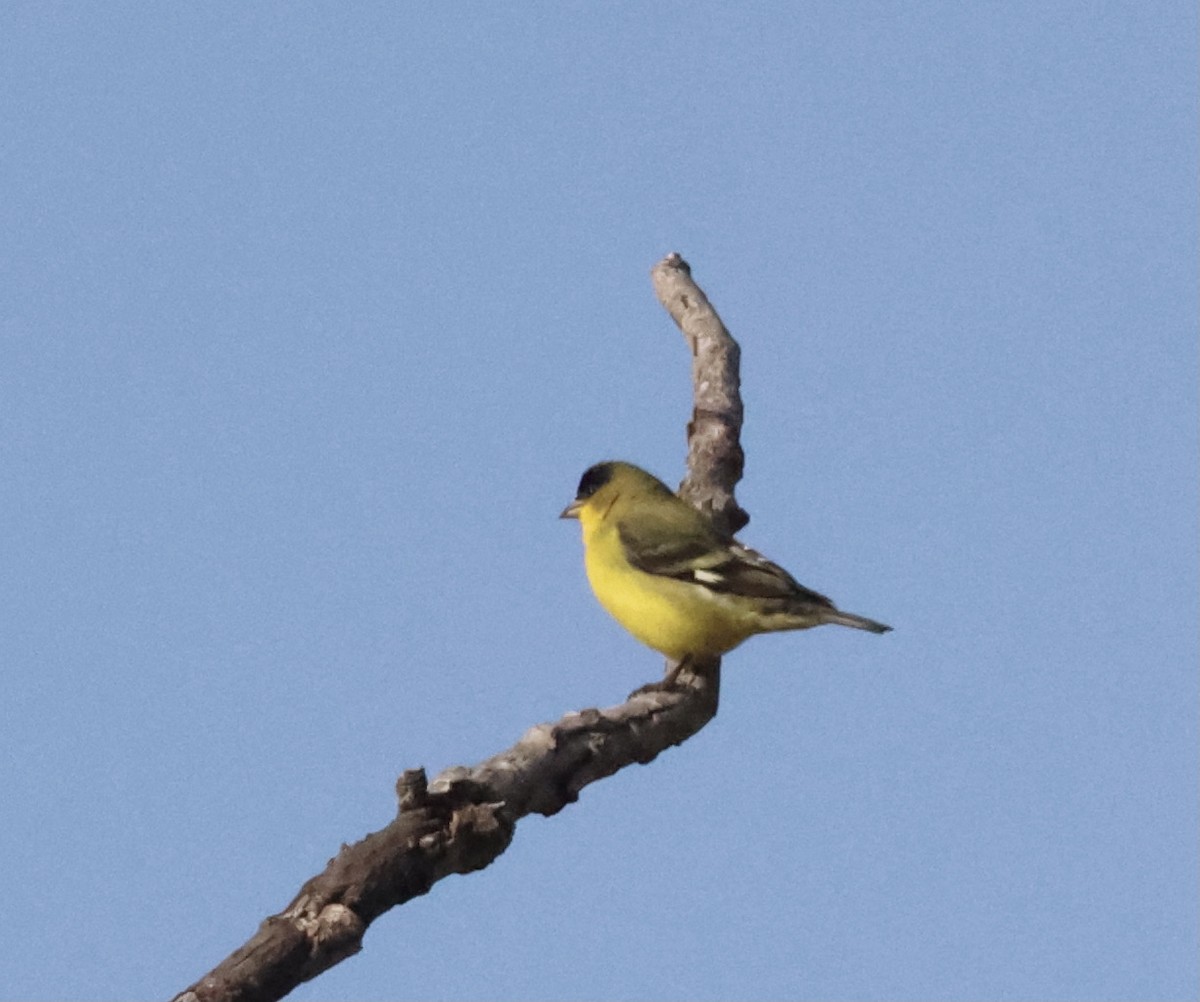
583,534 -> 754,659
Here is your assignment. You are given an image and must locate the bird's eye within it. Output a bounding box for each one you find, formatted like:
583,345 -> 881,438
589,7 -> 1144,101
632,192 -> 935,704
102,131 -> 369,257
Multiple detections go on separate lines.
576,462 -> 615,500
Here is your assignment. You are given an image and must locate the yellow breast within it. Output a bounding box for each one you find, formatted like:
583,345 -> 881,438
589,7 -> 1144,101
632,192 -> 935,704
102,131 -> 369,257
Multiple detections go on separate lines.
581,517 -> 754,659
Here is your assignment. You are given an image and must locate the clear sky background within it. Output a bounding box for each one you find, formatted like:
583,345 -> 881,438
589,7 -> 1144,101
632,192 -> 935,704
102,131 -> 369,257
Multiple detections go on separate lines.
1,5 -> 1195,1000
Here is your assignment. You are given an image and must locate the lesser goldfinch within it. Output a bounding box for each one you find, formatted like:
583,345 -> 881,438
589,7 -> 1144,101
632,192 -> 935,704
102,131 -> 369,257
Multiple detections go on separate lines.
561,461 -> 891,659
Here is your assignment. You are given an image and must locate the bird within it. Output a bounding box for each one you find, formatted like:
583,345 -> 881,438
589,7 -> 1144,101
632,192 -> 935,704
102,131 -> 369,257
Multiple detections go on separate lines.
560,461 -> 890,660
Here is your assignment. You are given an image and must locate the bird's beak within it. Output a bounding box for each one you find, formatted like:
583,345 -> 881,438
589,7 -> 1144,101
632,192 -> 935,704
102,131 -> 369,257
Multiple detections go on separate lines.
559,499 -> 582,519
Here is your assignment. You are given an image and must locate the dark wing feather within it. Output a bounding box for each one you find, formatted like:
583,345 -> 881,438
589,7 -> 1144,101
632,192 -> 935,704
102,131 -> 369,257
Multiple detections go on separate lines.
617,511 -> 835,610
616,507 -> 723,578
704,542 -> 836,609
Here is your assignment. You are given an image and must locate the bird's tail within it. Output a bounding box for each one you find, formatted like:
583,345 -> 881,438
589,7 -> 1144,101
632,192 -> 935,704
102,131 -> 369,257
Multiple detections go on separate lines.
820,609 -> 892,634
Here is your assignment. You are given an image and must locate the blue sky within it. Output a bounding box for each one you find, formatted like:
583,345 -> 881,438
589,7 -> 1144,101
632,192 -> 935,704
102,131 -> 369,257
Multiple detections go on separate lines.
1,4 -> 1195,1000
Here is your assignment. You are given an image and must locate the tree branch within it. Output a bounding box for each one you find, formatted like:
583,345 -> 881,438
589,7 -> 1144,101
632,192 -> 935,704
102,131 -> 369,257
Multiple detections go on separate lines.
174,253 -> 745,1002
651,252 -> 749,537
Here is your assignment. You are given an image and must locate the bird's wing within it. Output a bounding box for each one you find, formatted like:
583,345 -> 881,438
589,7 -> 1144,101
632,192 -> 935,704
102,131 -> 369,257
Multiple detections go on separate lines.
618,512 -> 835,607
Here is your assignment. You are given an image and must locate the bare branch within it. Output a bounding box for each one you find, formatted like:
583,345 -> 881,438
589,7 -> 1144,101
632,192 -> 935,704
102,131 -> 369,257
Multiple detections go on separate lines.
173,253 -> 745,1002
651,252 -> 749,537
